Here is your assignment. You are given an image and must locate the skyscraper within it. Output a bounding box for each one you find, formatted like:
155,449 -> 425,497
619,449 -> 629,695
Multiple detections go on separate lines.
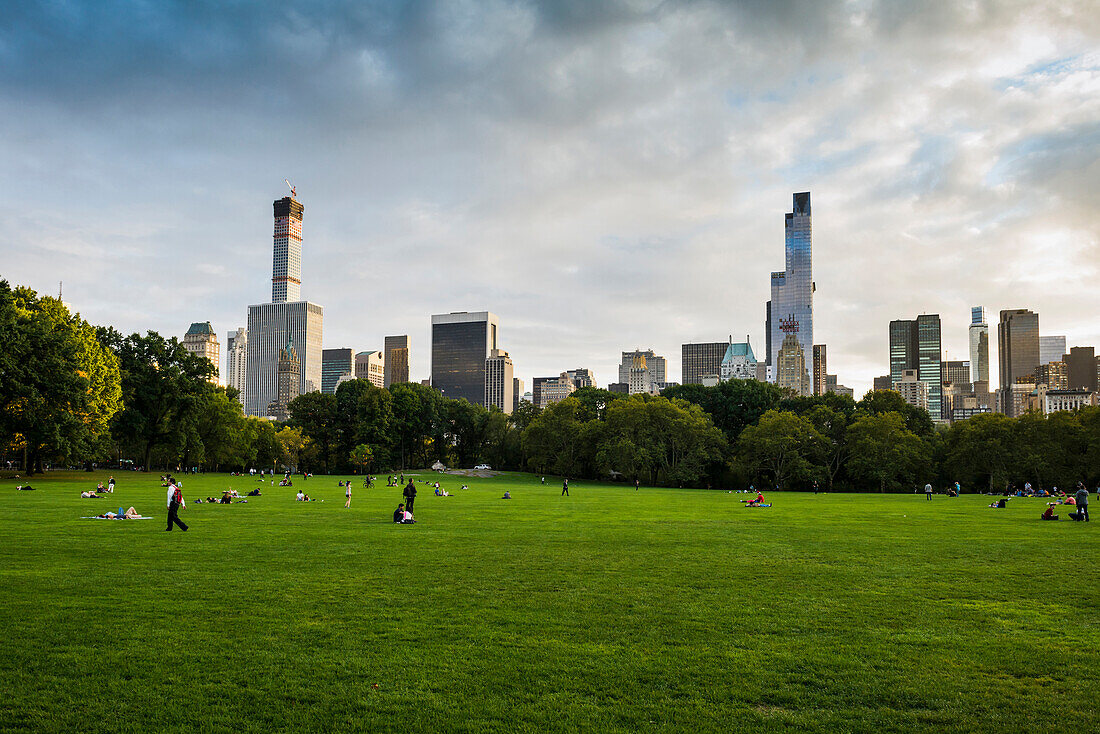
512,377 -> 524,414
681,342 -> 727,385
812,345 -> 827,395
889,314 -> 942,418
384,335 -> 410,387
485,348 -> 514,413
245,193 -> 324,416
969,307 -> 989,384
767,193 -> 813,378
267,336 -> 300,422
1039,335 -> 1066,367
321,348 -> 354,394
618,350 -> 666,395
997,308 -> 1039,416
226,327 -> 247,406
565,369 -> 596,389
941,360 -> 970,387
431,311 -> 499,405
776,334 -> 810,396
182,322 -> 220,384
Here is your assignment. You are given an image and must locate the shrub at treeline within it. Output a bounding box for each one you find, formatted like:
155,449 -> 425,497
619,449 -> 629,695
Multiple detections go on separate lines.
4,279 -> 1100,490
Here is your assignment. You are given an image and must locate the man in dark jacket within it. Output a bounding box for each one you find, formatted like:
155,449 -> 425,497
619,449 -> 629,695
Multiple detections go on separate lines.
403,480 -> 417,512
1075,483 -> 1090,522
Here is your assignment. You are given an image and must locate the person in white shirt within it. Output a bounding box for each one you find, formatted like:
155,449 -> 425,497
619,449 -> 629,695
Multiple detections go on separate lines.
166,482 -> 188,531
296,490 -> 305,501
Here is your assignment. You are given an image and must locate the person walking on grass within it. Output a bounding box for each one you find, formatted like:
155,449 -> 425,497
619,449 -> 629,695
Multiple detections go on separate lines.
924,483 -> 933,501
345,483 -> 352,509
166,481 -> 188,532
561,478 -> 569,497
403,479 -> 417,513
1075,483 -> 1090,522
635,478 -> 640,491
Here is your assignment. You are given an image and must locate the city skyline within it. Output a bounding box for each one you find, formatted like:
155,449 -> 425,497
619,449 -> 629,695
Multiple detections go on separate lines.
2,2 -> 1098,397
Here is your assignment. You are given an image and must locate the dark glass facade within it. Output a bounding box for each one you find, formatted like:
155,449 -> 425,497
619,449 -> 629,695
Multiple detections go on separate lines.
431,317 -> 493,405
321,348 -> 353,394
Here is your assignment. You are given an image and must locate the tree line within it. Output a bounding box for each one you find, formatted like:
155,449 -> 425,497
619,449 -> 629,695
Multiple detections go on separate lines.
3,278 -> 1099,490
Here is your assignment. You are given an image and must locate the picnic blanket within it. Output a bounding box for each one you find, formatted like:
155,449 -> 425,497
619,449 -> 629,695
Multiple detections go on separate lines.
80,516 -> 154,520
745,504 -> 772,508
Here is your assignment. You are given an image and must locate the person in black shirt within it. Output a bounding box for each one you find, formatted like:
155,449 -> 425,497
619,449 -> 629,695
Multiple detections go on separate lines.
393,504 -> 405,523
403,480 -> 417,512
562,479 -> 569,496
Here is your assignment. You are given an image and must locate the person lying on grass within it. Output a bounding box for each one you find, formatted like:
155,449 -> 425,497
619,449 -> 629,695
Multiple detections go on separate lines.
989,498 -> 1007,508
95,507 -> 142,519
80,491 -> 102,498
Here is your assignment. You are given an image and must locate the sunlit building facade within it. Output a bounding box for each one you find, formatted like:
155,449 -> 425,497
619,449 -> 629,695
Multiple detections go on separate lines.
766,192 -> 813,379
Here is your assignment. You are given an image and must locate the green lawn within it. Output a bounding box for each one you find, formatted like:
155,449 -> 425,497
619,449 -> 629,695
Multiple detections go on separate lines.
1,470 -> 1097,733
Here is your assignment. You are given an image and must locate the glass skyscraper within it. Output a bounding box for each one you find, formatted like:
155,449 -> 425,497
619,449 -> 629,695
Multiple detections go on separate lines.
889,314 -> 943,419
767,193 -> 813,387
968,306 -> 989,384
431,312 -> 499,405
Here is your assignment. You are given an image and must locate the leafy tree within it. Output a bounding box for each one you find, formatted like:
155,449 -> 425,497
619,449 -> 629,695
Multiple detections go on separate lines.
941,412 -> 1014,492
805,404 -> 851,491
103,330 -> 214,471
445,399 -> 491,468
510,399 -> 540,431
666,379 -> 784,443
856,389 -> 934,436
275,426 -> 310,472
389,382 -> 446,469
349,443 -> 373,474
737,410 -> 826,490
846,412 -> 926,492
0,282 -> 122,473
288,391 -> 339,472
522,397 -> 589,477
570,386 -> 624,422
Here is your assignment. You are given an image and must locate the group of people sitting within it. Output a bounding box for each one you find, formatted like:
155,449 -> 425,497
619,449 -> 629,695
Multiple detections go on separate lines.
744,492 -> 769,507
80,478 -> 117,498
392,503 -> 415,523
196,490 -> 246,504
435,487 -> 451,496
295,490 -> 316,502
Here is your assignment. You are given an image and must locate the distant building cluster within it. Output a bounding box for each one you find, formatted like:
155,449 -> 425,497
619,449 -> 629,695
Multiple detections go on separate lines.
176,187 -> 1096,424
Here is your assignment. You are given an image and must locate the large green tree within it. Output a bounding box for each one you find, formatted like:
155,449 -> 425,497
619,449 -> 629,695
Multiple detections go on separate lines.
737,409 -> 826,490
288,391 -> 339,472
0,282 -> 121,473
846,412 -> 927,492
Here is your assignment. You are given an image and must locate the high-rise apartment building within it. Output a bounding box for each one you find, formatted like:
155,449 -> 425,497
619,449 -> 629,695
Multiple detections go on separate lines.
431,312 -> 499,405
776,334 -> 810,396
384,335 -> 410,387
890,314 -> 943,418
183,322 -> 220,384
354,350 -> 384,388
618,350 -> 666,395
766,193 -> 814,378
997,309 -> 1039,416
1036,361 -> 1068,390
485,349 -> 514,414
682,342 -> 727,385
226,327 -> 247,406
812,345 -> 827,395
246,194 -> 323,416
1040,336 -> 1067,367
893,369 -> 930,411
873,375 -> 893,391
969,307 -> 989,384
1064,346 -> 1097,392
321,348 -> 354,394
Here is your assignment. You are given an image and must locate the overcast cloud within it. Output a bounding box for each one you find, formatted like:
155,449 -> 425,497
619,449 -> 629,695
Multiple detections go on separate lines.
2,0 -> 1098,394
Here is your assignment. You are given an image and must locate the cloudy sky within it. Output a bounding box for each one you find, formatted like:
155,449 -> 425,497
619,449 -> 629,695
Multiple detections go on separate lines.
3,0 -> 1098,395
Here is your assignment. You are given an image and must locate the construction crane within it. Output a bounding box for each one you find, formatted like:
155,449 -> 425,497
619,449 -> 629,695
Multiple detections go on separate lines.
284,179 -> 296,198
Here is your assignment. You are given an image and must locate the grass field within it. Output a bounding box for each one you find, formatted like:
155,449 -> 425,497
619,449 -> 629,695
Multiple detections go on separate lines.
1,470 -> 1097,733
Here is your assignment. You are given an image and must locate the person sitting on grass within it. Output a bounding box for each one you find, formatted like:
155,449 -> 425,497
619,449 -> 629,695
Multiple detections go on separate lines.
1041,505 -> 1058,521
1065,496 -> 1076,506
296,490 -> 305,501
393,503 -> 415,523
748,492 -> 765,506
502,491 -> 511,500
221,491 -> 232,504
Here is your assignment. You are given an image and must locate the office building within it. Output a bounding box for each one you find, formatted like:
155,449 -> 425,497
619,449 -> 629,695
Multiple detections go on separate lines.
355,351 -> 384,388
999,381 -> 1036,417
566,369 -> 596,390
942,360 -> 970,387
183,322 -> 220,384
431,311 -> 499,405
384,335 -> 410,387
321,348 -> 354,394
225,328 -> 247,405
1040,388 -> 1094,415
767,192 -> 814,378
969,307 -> 989,384
997,309 -> 1039,416
485,349 -> 514,414
267,336 -> 301,422
1064,346 -> 1098,392
873,375 -> 893,392
682,342 -> 727,385
537,373 -> 577,408
512,378 -> 524,414
825,375 -> 854,398
893,369 -> 930,411
719,341 -> 758,381
776,334 -> 811,396
608,383 -> 629,395
1040,336 -> 1067,367
812,345 -> 827,395
618,350 -> 666,395
245,193 -> 323,416
1036,361 -> 1068,390
890,314 -> 943,418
